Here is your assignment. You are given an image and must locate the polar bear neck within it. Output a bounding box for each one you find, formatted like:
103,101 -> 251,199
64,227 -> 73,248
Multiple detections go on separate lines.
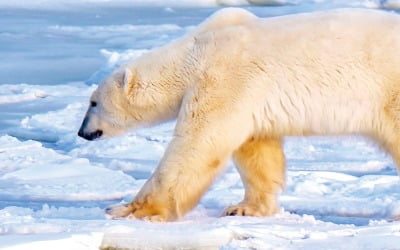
123,36 -> 199,124
121,8 -> 258,125
125,9 -> 258,124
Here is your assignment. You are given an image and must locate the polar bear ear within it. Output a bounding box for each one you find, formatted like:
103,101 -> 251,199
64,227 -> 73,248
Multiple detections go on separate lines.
122,68 -> 134,95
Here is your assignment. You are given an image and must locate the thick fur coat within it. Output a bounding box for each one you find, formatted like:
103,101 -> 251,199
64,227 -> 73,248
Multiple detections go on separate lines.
78,8 -> 400,221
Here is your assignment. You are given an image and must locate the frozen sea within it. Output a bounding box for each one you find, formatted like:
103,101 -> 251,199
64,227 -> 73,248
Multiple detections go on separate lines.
1,0 -> 400,249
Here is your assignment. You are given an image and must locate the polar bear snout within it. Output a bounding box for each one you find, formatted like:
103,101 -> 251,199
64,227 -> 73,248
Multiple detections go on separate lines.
78,116 -> 103,141
78,128 -> 103,141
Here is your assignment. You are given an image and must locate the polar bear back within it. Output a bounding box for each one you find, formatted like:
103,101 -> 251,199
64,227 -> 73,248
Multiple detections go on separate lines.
192,9 -> 400,137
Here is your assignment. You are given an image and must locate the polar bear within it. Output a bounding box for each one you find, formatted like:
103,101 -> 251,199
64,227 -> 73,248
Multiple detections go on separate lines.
78,8 -> 400,221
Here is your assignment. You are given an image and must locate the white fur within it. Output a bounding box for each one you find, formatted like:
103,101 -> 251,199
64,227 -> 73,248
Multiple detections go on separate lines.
79,8 -> 400,221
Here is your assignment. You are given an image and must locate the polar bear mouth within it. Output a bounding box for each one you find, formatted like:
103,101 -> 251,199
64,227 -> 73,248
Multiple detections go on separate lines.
77,129 -> 103,141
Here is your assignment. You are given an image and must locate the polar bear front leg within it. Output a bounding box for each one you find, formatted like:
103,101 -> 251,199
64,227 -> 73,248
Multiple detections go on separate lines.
223,137 -> 285,217
106,138 -> 231,221
106,94 -> 253,221
106,134 -> 245,221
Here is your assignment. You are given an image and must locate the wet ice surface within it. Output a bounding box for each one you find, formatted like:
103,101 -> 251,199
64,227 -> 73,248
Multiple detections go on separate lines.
1,1 -> 400,249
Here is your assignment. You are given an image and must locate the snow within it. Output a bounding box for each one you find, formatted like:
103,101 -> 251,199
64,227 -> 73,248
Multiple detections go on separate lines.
1,1 -> 400,249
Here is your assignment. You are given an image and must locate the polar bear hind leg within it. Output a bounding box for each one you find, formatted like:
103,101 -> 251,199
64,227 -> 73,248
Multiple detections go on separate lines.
223,137 -> 285,217
376,88 -> 400,173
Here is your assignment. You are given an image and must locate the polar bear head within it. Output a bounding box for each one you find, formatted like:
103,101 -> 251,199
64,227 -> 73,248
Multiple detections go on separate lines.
78,68 -> 135,140
78,62 -> 182,141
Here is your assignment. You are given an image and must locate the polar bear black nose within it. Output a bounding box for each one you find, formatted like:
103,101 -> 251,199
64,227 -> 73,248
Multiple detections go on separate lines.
78,129 -> 84,138
78,129 -> 103,141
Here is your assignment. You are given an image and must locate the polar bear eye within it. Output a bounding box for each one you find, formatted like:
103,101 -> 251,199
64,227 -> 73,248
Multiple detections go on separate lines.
90,101 -> 97,107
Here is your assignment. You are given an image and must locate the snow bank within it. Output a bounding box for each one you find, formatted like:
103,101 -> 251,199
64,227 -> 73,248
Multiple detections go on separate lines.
101,224 -> 232,249
1,83 -> 95,142
0,135 -> 68,175
283,171 -> 400,219
100,213 -> 400,250
0,135 -> 138,201
1,234 -> 103,250
0,83 -> 91,105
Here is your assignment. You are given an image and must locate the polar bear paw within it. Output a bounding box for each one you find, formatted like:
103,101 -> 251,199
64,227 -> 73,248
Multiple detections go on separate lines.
105,200 -> 169,222
223,202 -> 279,217
105,202 -> 133,219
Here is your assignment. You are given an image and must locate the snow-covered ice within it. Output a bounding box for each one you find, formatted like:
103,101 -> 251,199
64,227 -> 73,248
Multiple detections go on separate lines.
1,1 -> 400,249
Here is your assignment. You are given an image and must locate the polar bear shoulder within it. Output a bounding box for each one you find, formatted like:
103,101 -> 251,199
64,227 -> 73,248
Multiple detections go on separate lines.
193,8 -> 257,35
